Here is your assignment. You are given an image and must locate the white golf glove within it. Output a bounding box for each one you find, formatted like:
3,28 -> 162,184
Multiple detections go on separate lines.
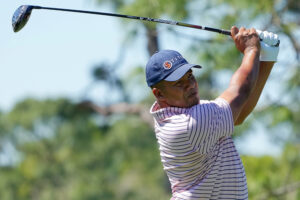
256,30 -> 280,62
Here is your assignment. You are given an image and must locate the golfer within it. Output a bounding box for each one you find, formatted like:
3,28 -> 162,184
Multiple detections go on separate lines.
146,26 -> 279,200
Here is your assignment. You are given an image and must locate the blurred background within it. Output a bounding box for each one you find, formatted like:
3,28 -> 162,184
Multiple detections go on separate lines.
1,0 -> 299,199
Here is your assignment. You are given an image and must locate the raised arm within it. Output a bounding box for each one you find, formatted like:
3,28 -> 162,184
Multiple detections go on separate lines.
234,29 -> 280,125
219,26 -> 261,125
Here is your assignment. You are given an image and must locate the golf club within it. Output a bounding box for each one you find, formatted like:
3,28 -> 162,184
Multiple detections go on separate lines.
12,5 -> 280,46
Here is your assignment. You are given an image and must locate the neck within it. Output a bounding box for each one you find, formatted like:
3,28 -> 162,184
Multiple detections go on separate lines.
156,100 -> 170,109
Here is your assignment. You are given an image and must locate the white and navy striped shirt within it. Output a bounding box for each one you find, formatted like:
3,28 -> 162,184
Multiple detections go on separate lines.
150,98 -> 248,200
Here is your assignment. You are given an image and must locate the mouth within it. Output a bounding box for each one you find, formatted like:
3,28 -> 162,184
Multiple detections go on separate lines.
188,90 -> 198,98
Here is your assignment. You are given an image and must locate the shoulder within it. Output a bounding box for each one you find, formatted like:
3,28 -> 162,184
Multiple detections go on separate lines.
191,98 -> 231,110
188,98 -> 232,122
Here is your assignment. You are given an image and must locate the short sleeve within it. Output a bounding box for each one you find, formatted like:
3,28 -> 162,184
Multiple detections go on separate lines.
187,98 -> 234,153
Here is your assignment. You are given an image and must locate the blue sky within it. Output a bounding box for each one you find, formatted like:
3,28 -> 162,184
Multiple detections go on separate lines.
1,0 -> 149,110
2,1 -> 290,156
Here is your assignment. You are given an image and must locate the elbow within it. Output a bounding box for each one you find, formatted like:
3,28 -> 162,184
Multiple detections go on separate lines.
234,112 -> 250,126
234,118 -> 245,126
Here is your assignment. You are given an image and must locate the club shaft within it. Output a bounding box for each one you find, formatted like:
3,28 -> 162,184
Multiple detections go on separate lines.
176,22 -> 231,36
31,5 -> 279,46
33,6 -> 231,36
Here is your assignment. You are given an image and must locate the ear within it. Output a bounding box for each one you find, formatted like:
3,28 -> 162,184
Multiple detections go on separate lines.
152,88 -> 165,100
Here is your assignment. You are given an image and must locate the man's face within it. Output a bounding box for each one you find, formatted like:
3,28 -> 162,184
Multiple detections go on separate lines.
155,69 -> 200,108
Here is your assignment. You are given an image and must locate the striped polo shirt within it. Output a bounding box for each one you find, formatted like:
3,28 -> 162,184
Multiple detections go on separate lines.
150,98 -> 248,200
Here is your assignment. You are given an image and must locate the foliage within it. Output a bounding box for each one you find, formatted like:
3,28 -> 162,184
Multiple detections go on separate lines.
243,144 -> 300,199
1,0 -> 299,199
0,99 -> 170,200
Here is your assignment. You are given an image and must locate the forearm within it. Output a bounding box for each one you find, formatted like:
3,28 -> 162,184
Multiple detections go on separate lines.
230,49 -> 260,91
220,49 -> 260,123
235,61 -> 275,124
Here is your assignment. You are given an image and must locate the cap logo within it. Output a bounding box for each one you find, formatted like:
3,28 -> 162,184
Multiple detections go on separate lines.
163,61 -> 172,70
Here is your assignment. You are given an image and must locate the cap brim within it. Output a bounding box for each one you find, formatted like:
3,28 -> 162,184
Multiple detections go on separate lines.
164,64 -> 201,82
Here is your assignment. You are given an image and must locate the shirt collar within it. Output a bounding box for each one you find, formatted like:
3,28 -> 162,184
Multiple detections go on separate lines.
150,101 -> 188,121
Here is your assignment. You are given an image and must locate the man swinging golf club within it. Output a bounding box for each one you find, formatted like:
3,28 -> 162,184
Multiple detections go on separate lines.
146,26 -> 279,200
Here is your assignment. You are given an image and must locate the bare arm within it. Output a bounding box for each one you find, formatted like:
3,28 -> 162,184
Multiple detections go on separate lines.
219,26 -> 261,125
235,61 -> 275,125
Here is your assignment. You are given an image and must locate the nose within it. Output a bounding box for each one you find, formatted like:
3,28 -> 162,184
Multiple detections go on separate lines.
185,78 -> 196,91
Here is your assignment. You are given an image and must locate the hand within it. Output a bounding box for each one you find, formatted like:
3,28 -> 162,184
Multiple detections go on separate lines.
256,30 -> 280,62
231,26 -> 260,54
256,30 -> 279,46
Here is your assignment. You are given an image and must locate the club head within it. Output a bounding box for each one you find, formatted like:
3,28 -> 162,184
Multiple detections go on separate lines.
12,5 -> 34,32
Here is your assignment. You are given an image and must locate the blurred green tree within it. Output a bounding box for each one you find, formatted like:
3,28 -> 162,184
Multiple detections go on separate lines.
0,0 -> 299,199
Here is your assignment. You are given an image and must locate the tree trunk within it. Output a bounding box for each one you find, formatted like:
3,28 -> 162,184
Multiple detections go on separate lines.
146,25 -> 159,56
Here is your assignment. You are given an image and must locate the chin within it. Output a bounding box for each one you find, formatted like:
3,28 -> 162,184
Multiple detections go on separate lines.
187,97 -> 199,107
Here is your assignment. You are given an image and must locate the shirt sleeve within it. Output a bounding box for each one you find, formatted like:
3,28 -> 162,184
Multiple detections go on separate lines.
187,98 -> 234,153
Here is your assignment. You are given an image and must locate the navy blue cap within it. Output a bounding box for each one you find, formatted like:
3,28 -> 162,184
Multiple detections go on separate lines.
146,50 -> 202,87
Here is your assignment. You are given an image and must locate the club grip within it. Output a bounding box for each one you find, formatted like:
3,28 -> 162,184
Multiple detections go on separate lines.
220,28 -> 280,47
220,30 -> 231,36
203,27 -> 231,36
